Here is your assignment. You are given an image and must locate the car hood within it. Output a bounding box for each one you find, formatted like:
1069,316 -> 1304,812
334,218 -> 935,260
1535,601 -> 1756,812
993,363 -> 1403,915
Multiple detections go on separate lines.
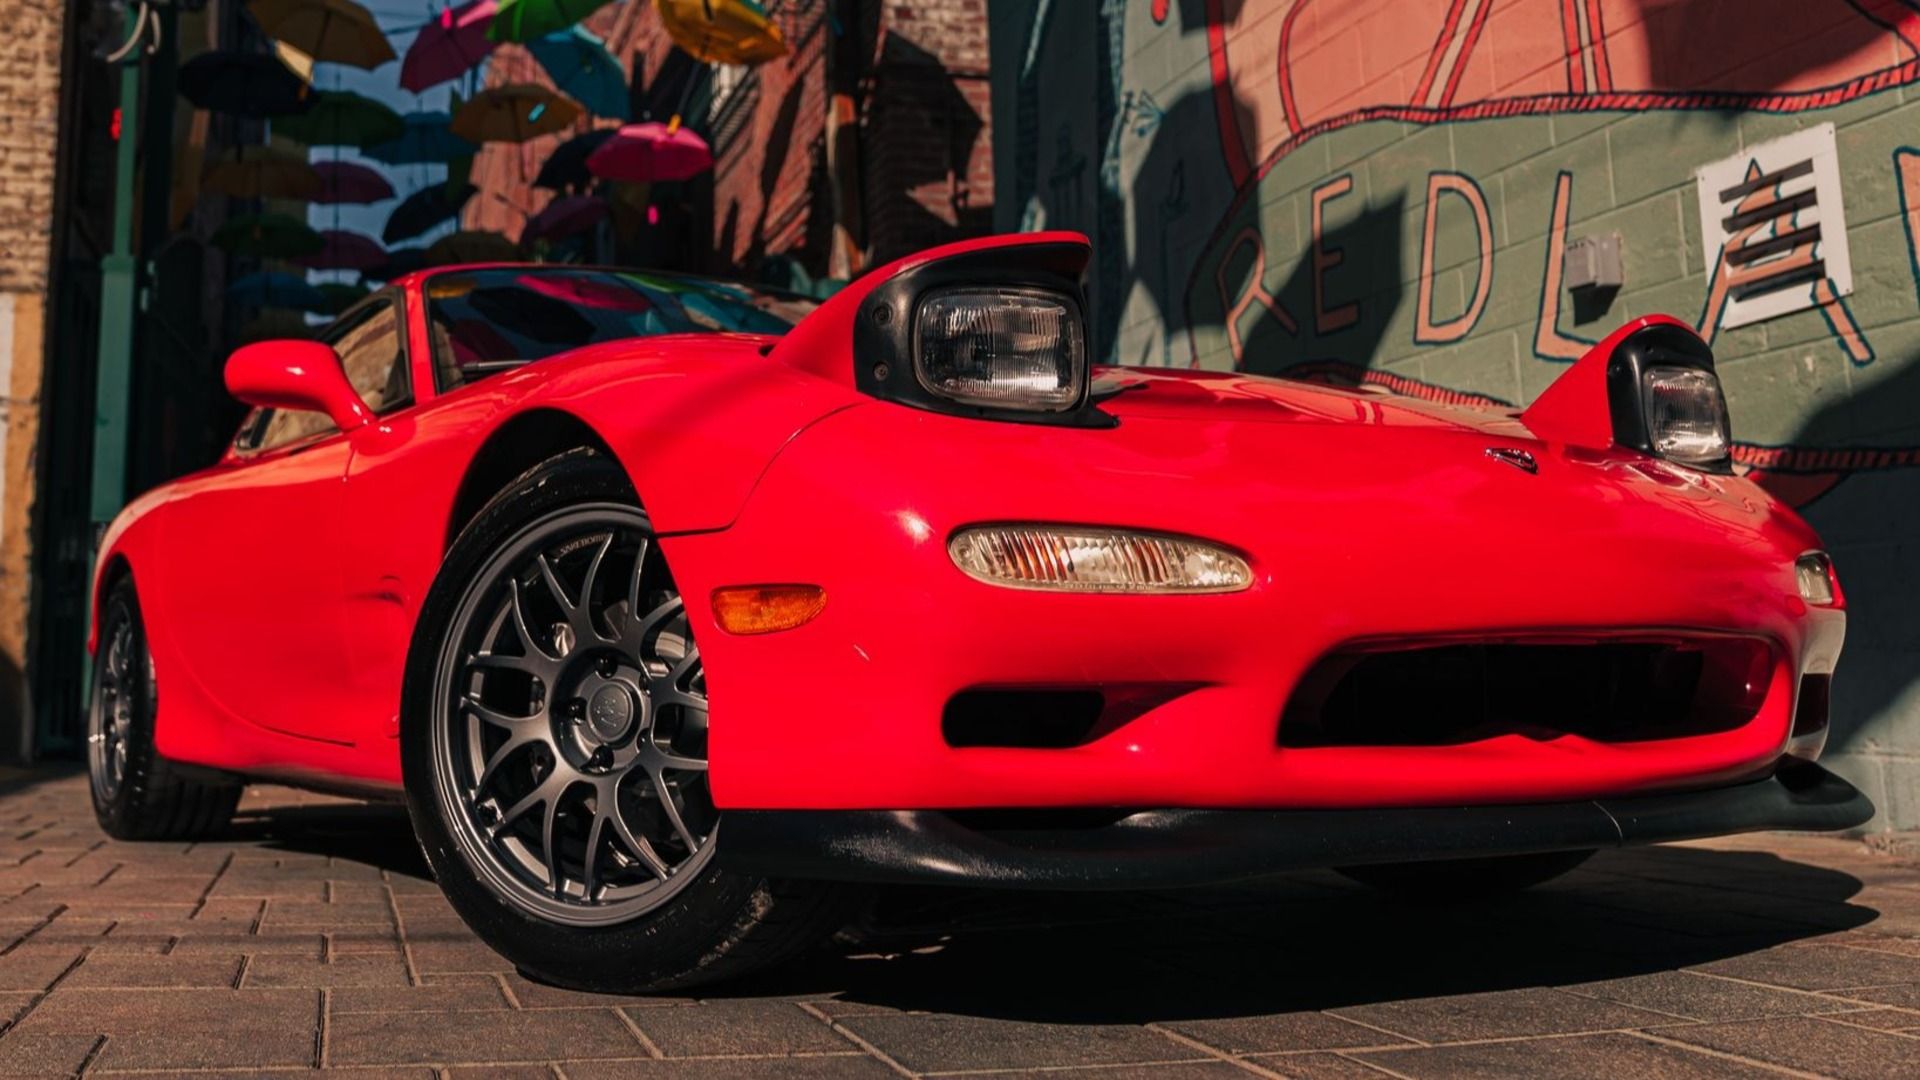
1092,366 -> 1535,440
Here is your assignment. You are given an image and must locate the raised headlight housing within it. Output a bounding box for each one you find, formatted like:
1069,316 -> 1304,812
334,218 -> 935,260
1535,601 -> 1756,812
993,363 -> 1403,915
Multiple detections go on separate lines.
949,525 -> 1252,594
1606,323 -> 1734,472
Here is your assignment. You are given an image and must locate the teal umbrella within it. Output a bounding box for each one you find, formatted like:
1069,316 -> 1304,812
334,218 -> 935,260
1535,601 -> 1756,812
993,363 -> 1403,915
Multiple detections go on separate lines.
527,26 -> 629,120
488,0 -> 614,43
365,111 -> 478,164
273,90 -> 405,148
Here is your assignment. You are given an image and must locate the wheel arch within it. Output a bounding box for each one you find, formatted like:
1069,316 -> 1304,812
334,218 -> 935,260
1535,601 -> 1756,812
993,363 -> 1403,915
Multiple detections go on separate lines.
444,407 -> 631,552
89,553 -> 135,654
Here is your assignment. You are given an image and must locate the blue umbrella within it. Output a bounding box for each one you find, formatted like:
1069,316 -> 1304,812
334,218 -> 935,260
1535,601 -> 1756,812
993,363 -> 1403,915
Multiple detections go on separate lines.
364,111 -> 479,165
228,271 -> 329,312
527,27 -> 630,120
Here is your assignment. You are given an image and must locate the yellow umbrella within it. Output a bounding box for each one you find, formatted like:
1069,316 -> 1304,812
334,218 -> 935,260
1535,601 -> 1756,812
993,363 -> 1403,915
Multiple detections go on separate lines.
247,0 -> 396,70
450,84 -> 581,144
653,0 -> 787,65
202,144 -> 324,199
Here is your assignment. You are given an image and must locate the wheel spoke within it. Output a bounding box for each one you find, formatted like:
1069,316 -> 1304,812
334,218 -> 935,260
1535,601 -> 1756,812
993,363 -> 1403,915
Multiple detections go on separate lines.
475,732 -> 536,794
494,773 -> 562,835
463,694 -> 537,732
541,790 -> 564,896
468,650 -> 553,680
649,768 -> 701,852
580,810 -> 607,899
507,580 -> 556,662
624,537 -> 650,629
575,535 -> 615,643
625,595 -> 685,658
536,553 -> 573,613
606,802 -> 671,879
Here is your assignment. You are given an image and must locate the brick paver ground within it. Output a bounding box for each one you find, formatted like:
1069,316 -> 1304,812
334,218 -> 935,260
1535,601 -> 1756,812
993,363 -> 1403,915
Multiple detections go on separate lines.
0,768 -> 1917,1077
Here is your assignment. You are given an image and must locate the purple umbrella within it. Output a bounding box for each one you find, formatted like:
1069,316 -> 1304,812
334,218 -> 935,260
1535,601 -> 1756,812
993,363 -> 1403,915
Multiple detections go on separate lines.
520,194 -> 609,244
313,162 -> 395,205
401,0 -> 499,92
294,229 -> 388,271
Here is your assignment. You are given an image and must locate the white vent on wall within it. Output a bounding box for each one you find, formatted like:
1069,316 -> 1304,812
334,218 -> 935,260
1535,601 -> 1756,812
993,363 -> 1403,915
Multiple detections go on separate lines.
1693,123 -> 1852,330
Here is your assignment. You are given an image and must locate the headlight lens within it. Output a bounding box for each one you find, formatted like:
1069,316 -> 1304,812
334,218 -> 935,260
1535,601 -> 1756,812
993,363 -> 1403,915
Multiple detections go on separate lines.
1795,551 -> 1837,606
1641,365 -> 1731,466
914,287 -> 1085,411
949,525 -> 1252,594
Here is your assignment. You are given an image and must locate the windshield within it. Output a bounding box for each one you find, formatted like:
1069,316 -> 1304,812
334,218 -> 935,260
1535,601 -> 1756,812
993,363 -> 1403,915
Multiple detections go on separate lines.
424,267 -> 818,391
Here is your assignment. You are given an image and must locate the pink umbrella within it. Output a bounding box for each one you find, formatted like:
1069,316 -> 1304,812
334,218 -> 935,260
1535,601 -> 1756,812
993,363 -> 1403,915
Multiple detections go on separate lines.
401,0 -> 498,93
294,229 -> 388,271
519,272 -> 656,311
586,121 -> 713,183
313,161 -> 395,205
519,195 -> 610,244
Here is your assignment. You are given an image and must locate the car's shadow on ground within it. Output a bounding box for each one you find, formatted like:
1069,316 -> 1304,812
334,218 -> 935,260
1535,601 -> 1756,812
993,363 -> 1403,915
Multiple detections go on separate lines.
229,802 -> 1876,1022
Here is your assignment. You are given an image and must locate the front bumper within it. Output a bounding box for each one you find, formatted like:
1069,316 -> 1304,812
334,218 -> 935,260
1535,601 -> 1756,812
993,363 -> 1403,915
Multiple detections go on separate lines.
716,764 -> 1872,888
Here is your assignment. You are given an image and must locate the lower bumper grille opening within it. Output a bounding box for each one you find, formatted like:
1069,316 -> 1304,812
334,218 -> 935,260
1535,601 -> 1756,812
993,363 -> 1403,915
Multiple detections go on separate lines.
943,689 -> 1106,748
1280,638 -> 1771,748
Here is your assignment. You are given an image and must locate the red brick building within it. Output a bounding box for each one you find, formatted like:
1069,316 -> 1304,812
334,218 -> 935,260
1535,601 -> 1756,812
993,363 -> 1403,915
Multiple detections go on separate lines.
464,0 -> 993,286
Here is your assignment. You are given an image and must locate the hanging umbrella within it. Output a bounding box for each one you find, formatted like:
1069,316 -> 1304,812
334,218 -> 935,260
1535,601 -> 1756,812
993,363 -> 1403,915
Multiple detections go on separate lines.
312,161 -> 395,205
316,281 -> 371,315
426,230 -> 521,265
237,310 -> 321,345
653,0 -> 787,65
402,0 -> 498,92
274,37 -> 317,83
211,213 -> 326,258
365,247 -> 430,282
450,84 -> 581,144
364,112 -> 477,164
294,230 -> 387,271
487,0 -> 613,44
246,0 -> 396,70
527,27 -> 629,120
272,90 -> 405,148
203,145 -> 325,200
178,51 -> 315,118
587,121 -> 711,183
383,183 -> 478,243
533,128 -> 615,190
520,194 -> 609,244
228,271 -> 330,311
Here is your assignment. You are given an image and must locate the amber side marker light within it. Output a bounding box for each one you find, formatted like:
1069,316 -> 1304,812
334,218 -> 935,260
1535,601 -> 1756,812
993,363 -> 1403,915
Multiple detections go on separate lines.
711,585 -> 827,635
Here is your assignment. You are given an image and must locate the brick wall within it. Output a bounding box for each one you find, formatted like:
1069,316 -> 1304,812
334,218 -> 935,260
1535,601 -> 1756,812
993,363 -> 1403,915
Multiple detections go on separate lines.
994,0 -> 1920,829
0,0 -> 66,751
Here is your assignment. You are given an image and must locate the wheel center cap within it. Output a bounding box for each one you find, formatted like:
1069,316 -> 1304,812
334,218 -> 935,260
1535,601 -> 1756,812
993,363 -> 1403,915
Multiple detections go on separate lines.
585,684 -> 636,743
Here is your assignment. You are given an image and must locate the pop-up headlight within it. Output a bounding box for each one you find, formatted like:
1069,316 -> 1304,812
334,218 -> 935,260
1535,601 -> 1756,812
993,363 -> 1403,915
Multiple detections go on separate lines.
914,287 -> 1085,412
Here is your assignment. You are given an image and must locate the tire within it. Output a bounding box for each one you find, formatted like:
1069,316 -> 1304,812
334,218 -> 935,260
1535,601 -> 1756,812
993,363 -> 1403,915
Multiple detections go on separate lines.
402,449 -> 849,993
1335,849 -> 1595,901
87,576 -> 241,840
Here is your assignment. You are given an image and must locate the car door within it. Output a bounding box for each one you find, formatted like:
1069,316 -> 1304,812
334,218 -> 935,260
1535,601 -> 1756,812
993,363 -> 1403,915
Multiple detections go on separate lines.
152,294 -> 415,746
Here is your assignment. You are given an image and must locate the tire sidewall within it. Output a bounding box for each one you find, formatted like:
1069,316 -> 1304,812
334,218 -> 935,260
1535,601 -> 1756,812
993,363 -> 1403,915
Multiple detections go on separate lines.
401,453 -> 768,990
89,581 -> 157,834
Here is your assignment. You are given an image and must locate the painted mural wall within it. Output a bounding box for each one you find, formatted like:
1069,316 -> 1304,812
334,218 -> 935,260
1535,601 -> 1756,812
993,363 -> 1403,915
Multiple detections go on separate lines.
990,0 -> 1920,827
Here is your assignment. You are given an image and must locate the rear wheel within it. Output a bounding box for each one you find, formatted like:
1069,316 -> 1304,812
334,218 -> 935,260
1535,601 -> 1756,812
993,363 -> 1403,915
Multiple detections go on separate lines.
87,577 -> 241,840
403,451 -> 848,992
1336,849 -> 1595,900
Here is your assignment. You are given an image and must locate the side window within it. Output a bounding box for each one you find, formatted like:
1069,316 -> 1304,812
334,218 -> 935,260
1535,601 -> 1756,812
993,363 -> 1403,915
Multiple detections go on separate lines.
252,300 -> 409,453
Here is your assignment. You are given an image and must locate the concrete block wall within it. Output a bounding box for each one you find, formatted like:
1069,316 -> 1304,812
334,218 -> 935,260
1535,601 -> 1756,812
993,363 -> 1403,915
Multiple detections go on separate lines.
992,0 -> 1920,828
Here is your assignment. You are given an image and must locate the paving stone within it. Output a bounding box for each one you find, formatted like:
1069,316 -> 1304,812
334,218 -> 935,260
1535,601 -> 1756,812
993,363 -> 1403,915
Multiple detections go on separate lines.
1354,1031 -> 1764,1078
405,939 -> 515,975
832,1014 -> 1205,1073
625,1000 -> 851,1057
1155,1012 -> 1416,1054
325,1008 -> 646,1066
1826,1007 -> 1920,1031
0,949 -> 82,992
1654,1015 -> 1920,1079
0,1031 -> 98,1075
243,954 -> 412,989
329,978 -> 511,1014
560,1058 -> 900,1079
1562,969 -> 1855,1021
1328,987 -> 1680,1042
61,954 -> 244,988
938,1065 -> 1253,1080
1691,942 -> 1920,990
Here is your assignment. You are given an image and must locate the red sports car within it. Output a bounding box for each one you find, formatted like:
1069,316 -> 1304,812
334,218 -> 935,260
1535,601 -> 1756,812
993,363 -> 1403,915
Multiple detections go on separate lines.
87,232 -> 1869,992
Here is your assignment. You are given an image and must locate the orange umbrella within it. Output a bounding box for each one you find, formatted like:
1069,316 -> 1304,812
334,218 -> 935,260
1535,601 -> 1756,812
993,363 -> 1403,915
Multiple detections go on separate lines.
247,0 -> 396,70
202,144 -> 323,199
653,0 -> 786,65
449,84 -> 581,144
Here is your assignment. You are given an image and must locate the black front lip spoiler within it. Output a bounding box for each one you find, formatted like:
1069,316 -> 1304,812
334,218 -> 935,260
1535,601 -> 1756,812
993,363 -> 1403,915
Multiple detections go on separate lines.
716,764 -> 1873,889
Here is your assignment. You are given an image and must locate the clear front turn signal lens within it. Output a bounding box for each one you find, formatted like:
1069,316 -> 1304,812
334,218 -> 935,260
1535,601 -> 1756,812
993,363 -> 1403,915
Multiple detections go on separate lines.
1795,552 -> 1838,606
949,525 -> 1252,594
711,585 -> 827,635
1642,365 -> 1731,466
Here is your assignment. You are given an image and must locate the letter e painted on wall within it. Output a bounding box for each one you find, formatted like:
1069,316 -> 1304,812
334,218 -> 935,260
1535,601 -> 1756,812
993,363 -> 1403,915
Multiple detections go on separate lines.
1312,175 -> 1360,334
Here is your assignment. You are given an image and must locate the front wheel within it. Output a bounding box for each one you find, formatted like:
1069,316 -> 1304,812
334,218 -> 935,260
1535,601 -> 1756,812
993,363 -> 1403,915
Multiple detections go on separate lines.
402,451 -> 848,993
1335,849 -> 1595,901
